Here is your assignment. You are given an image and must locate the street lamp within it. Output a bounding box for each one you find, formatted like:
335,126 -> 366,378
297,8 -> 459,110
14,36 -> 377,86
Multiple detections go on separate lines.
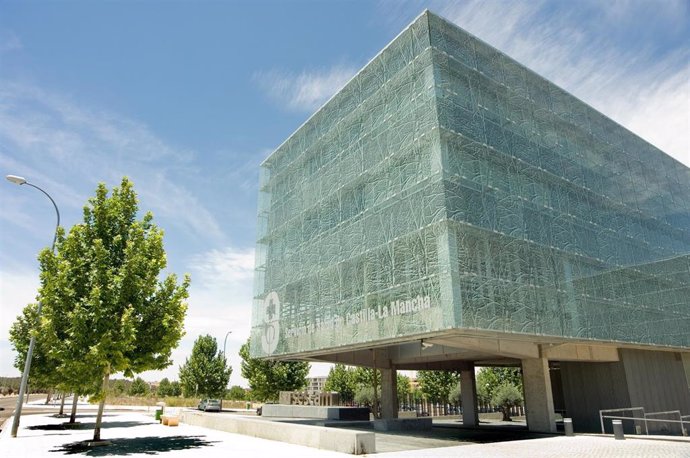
6,175 -> 61,438
223,331 -> 233,357
221,331 -> 232,410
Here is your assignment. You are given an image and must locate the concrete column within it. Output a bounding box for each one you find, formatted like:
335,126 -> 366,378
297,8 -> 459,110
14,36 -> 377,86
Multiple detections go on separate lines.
380,367 -> 398,420
522,357 -> 557,432
460,364 -> 479,427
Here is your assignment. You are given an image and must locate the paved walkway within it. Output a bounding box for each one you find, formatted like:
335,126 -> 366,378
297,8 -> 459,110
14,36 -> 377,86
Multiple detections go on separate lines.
1,410 -> 346,458
2,408 -> 689,457
375,435 -> 690,457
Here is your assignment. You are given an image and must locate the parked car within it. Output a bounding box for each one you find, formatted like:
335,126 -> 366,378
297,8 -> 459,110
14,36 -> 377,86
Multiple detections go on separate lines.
198,399 -> 221,412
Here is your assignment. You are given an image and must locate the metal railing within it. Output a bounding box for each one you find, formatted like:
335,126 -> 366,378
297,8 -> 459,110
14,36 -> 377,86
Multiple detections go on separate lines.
599,407 -> 689,436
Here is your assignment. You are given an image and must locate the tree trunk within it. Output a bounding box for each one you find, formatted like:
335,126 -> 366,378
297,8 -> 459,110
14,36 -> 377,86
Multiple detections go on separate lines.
93,370 -> 110,442
58,393 -> 66,416
501,407 -> 511,421
69,393 -> 79,423
45,389 -> 52,405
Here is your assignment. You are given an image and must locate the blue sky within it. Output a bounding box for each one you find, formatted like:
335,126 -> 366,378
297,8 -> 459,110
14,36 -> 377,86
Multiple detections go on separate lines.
1,0 -> 688,387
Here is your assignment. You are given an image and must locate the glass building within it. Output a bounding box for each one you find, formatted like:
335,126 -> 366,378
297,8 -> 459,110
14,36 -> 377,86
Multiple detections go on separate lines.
251,10 -> 690,432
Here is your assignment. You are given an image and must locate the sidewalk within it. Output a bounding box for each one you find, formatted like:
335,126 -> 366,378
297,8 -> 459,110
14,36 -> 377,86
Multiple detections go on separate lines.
2,409 -> 689,457
1,410 -> 349,458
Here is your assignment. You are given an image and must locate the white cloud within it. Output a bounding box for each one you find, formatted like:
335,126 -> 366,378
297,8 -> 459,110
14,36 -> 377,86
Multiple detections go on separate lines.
184,246 -> 255,343
189,246 -> 255,287
255,65 -> 358,112
144,246 -> 257,386
614,63 -> 690,166
136,172 -> 224,242
0,268 -> 40,376
435,0 -> 690,164
0,81 -> 224,242
0,81 -> 233,379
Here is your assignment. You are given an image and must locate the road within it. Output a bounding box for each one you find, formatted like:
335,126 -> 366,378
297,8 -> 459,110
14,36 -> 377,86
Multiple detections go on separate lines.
0,395 -> 58,432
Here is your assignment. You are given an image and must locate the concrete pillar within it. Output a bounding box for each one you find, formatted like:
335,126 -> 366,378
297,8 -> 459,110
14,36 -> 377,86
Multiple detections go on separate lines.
460,365 -> 479,427
522,357 -> 557,432
380,367 -> 398,420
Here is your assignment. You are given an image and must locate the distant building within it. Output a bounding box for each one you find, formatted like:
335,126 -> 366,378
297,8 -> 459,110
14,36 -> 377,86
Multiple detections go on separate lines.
306,376 -> 328,395
251,10 -> 690,432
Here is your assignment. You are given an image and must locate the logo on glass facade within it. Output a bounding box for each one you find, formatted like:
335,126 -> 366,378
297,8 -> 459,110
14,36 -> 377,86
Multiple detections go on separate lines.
261,291 -> 281,355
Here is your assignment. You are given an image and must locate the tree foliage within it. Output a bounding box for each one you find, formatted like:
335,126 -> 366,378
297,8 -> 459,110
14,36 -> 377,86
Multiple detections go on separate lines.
239,339 -> 309,402
9,303 -> 63,393
491,383 -> 523,421
227,385 -> 247,400
352,366 -> 378,390
36,178 -> 189,441
326,365 -> 411,409
179,335 -> 232,399
110,379 -> 128,396
324,364 -> 356,403
417,370 -> 460,403
449,381 -> 462,406
157,378 -> 172,397
354,385 -> 376,407
476,367 -> 522,404
128,377 -> 150,397
156,378 -> 182,397
397,374 -> 412,405
169,380 -> 182,397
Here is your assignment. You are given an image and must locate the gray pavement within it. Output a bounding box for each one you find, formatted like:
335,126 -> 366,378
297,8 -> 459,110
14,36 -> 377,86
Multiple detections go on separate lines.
375,435 -> 690,457
2,404 -> 689,457
1,410 -> 347,458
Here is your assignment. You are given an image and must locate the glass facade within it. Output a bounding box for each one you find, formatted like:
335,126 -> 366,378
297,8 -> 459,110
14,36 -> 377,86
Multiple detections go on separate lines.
251,11 -> 690,358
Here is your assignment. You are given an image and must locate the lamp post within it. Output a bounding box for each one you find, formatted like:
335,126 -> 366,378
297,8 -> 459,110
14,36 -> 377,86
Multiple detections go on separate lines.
6,175 -> 61,438
221,331 -> 232,410
223,331 -> 233,357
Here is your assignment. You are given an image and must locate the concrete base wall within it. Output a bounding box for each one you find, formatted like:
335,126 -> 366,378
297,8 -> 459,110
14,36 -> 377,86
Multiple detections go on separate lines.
561,360 -> 631,433
180,411 -> 375,455
373,417 -> 432,431
561,349 -> 690,434
261,405 -> 370,421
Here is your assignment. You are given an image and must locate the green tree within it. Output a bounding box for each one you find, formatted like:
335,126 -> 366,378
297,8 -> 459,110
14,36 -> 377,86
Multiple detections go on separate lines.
179,335 -> 232,399
38,178 -> 189,441
110,379 -> 128,397
324,364 -> 356,403
449,381 -> 462,406
128,377 -> 150,397
417,370 -> 460,403
9,303 -> 63,400
169,380 -> 182,397
491,383 -> 523,421
354,385 -> 376,407
352,367 -> 379,390
239,339 -> 309,402
227,385 -> 247,400
411,386 -> 424,402
157,378 -> 172,397
476,367 -> 522,404
352,366 -> 379,416
397,373 -> 412,406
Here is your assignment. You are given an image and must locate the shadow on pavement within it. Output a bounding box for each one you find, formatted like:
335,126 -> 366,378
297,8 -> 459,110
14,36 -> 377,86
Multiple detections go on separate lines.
50,435 -> 218,456
29,421 -> 151,431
